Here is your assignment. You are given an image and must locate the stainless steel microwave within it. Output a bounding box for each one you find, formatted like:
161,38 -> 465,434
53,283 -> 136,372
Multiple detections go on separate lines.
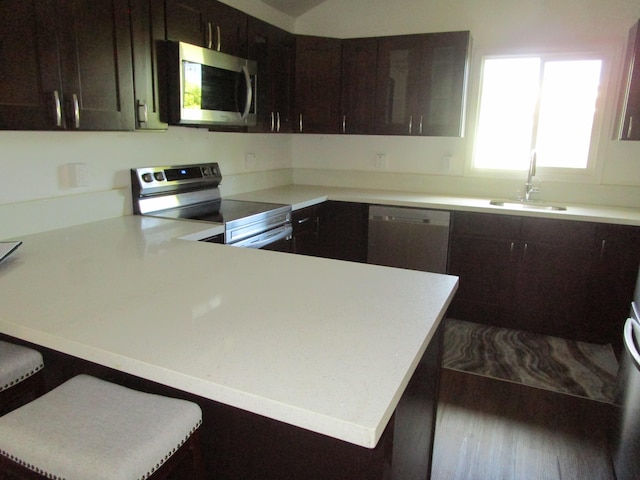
164,41 -> 257,127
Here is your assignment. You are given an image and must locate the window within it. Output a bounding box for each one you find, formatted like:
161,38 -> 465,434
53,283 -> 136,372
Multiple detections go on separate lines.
473,55 -> 603,172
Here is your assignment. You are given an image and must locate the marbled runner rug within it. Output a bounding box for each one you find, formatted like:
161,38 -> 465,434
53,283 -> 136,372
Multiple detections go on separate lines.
442,318 -> 619,403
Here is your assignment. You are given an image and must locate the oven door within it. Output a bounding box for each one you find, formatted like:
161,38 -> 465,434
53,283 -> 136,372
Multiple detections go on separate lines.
229,224 -> 292,251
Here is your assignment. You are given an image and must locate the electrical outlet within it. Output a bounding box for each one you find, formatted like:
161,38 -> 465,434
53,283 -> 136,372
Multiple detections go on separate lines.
442,156 -> 452,172
375,153 -> 386,169
245,153 -> 257,170
67,163 -> 90,187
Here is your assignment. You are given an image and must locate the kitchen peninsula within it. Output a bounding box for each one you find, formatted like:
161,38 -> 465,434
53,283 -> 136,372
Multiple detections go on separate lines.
0,215 -> 457,479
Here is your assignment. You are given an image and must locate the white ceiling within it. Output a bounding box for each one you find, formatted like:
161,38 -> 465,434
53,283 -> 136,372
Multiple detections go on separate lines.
259,0 -> 327,17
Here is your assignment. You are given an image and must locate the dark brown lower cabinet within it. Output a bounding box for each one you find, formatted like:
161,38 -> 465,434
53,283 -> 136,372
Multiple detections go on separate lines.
448,211 -> 640,354
316,201 -> 369,263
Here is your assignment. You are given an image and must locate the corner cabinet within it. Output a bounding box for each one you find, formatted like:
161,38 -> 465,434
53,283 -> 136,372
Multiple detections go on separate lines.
0,0 -> 134,131
375,31 -> 470,136
617,18 -> 640,140
165,0 -> 247,57
340,38 -> 378,134
248,18 -> 295,133
294,36 -> 342,134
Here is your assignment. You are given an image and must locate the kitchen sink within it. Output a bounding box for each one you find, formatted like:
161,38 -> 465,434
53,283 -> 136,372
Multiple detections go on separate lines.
489,199 -> 567,211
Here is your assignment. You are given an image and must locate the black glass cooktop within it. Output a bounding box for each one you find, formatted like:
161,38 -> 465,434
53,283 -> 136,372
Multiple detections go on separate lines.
149,199 -> 288,225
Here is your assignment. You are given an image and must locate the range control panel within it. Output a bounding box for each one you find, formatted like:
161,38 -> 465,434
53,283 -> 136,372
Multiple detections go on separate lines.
131,163 -> 221,197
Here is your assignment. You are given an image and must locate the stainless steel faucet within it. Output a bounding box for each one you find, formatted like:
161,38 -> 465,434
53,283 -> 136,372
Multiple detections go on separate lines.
524,150 -> 539,201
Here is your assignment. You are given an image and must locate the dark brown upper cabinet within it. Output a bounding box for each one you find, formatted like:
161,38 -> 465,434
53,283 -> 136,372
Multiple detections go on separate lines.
165,0 -> 248,57
129,0 -> 167,130
617,18 -> 640,140
248,18 -> 295,133
295,35 -> 342,134
375,31 -> 470,137
0,0 -> 134,131
340,38 -> 378,134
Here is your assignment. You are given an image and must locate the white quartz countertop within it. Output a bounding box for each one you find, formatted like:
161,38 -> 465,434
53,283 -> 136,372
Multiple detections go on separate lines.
0,216 -> 457,449
228,185 -> 640,226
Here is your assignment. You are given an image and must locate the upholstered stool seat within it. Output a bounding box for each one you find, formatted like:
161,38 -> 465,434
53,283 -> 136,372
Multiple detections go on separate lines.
0,340 -> 44,416
0,374 -> 204,479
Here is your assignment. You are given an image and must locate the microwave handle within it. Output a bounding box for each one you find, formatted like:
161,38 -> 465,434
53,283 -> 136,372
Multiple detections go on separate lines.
241,65 -> 252,122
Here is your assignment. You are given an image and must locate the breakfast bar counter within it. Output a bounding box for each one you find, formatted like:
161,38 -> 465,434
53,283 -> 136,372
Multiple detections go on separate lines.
0,215 -> 458,479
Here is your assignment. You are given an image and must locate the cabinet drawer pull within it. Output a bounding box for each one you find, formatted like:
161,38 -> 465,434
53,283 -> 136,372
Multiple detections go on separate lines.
297,217 -> 310,224
53,90 -> 62,128
71,94 -> 80,129
137,100 -> 148,126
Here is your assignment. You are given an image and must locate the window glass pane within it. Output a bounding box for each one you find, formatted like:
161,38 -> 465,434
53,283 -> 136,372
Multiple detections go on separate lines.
474,58 -> 540,170
535,60 -> 602,169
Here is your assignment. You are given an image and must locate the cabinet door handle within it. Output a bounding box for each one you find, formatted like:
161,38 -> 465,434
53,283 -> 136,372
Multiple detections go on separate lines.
53,90 -> 62,128
206,22 -> 213,49
419,115 -> 423,135
522,242 -> 528,262
71,94 -> 80,129
299,113 -> 303,133
137,100 -> 148,126
408,115 -> 413,135
215,25 -> 221,51
629,116 -> 635,139
342,114 -> 346,133
276,111 -> 281,132
600,239 -> 606,259
509,242 -> 515,261
297,217 -> 310,224
270,111 -> 275,132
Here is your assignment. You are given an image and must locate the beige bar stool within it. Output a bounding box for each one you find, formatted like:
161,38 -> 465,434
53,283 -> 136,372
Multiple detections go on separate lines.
0,374 -> 205,479
0,340 -> 44,416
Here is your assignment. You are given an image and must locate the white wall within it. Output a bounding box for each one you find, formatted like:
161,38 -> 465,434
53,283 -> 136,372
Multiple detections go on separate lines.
2,0 -> 640,239
292,0 -> 640,206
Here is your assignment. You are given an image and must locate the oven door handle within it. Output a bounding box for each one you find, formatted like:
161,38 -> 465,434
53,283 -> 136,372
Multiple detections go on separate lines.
232,225 -> 292,249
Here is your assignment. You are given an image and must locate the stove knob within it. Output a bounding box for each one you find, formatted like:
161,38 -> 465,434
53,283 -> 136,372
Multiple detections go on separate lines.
141,173 -> 153,182
154,172 -> 165,181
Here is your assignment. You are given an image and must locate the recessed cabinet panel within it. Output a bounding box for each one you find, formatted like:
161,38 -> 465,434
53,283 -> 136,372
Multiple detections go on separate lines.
340,38 -> 378,134
248,18 -> 295,133
295,35 -> 342,134
0,0 -> 134,131
0,0 -> 62,130
375,31 -> 470,136
165,0 -> 247,57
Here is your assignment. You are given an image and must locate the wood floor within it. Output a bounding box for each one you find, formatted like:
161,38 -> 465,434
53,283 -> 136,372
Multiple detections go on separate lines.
431,368 -> 617,480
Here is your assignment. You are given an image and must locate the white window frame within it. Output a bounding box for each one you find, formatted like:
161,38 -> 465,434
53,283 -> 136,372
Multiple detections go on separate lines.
465,49 -> 613,185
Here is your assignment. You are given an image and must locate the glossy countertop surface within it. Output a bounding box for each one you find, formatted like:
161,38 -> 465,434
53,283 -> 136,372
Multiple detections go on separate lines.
228,185 -> 640,226
0,215 -> 457,448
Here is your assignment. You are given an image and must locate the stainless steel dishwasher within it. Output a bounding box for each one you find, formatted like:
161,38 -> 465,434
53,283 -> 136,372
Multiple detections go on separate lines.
367,205 -> 450,273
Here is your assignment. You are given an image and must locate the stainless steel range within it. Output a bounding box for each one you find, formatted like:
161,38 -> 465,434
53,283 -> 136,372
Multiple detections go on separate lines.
131,163 -> 292,250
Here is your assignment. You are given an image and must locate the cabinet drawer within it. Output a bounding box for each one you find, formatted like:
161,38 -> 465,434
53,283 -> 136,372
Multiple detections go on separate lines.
520,217 -> 596,245
451,211 -> 521,239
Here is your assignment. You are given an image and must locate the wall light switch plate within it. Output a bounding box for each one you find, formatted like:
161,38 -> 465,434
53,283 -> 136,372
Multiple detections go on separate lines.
375,153 -> 386,169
